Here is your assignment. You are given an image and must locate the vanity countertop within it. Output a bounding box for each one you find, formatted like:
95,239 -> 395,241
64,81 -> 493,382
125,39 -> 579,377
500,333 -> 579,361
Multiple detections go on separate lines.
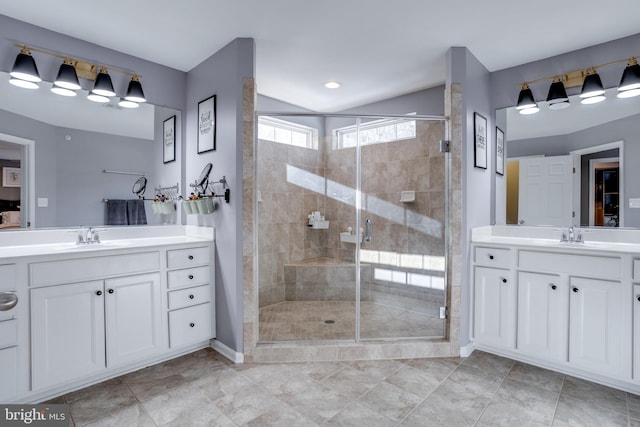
0,225 -> 214,259
472,225 -> 640,254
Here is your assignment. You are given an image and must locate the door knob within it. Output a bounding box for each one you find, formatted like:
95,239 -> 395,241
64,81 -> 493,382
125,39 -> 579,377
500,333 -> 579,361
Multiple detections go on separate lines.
550,284 -> 557,290
572,287 -> 579,293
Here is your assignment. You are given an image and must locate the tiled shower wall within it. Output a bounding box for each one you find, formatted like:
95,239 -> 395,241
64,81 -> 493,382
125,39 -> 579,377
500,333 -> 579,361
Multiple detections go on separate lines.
257,138 -> 326,307
257,119 -> 446,312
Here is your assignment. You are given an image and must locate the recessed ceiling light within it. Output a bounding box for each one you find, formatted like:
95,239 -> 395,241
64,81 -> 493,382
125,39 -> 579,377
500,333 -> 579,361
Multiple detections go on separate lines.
324,81 -> 341,89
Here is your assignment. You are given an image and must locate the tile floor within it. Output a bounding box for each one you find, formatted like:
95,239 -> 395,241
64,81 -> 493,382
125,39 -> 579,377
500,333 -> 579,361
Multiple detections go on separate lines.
44,348 -> 640,426
259,301 -> 445,341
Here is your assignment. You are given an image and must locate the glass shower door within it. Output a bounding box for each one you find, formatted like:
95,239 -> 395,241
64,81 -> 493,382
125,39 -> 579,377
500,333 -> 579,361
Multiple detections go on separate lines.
357,117 -> 447,340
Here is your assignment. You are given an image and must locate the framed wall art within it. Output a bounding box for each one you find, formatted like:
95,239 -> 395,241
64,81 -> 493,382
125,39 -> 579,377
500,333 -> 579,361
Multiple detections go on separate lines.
163,115 -> 176,163
197,95 -> 216,154
496,126 -> 505,176
2,167 -> 20,187
474,112 -> 487,169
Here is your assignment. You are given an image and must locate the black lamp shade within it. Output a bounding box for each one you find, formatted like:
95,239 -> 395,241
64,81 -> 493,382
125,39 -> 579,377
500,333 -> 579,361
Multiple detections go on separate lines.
516,86 -> 536,110
619,62 -> 640,92
580,72 -> 605,98
125,76 -> 146,103
91,68 -> 116,97
10,50 -> 41,83
546,80 -> 570,109
54,61 -> 81,90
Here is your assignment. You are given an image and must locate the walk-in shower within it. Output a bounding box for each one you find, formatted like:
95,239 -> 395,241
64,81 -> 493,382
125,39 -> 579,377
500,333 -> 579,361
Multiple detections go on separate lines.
255,112 -> 449,343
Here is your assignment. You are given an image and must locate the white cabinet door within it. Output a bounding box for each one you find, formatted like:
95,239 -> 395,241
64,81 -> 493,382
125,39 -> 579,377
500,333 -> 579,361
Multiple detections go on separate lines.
31,281 -> 105,390
473,266 -> 515,349
633,284 -> 640,381
569,277 -> 627,377
105,273 -> 162,367
0,346 -> 17,401
517,272 -> 568,361
518,155 -> 573,226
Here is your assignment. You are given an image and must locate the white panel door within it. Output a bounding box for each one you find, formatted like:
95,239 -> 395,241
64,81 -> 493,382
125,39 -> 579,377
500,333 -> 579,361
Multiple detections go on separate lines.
518,156 -> 573,226
31,281 -> 105,390
517,272 -> 568,361
569,277 -> 627,377
473,266 -> 516,349
105,273 -> 163,367
633,284 -> 640,381
0,347 -> 17,401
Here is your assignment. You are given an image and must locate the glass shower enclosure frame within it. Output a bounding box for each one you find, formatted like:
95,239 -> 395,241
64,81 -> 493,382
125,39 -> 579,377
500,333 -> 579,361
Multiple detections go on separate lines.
255,112 -> 450,343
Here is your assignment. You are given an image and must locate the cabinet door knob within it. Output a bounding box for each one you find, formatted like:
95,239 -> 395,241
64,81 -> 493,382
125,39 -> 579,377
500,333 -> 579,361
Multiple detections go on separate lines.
188,275 -> 194,280
96,290 -> 103,296
108,289 -> 114,294
189,294 -> 195,299
501,278 -> 507,284
488,255 -> 494,260
189,322 -> 195,327
636,295 -> 640,302
550,284 -> 557,290
572,287 -> 579,293
188,255 -> 194,260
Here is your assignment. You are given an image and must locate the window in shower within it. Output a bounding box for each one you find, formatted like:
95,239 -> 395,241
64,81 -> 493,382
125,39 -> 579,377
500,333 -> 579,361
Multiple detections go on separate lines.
258,116 -> 318,149
334,116 -> 416,149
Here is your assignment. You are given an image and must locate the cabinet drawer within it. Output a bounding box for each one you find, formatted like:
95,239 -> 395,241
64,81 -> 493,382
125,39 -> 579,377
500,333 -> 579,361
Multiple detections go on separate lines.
168,285 -> 210,310
0,265 -> 16,291
169,303 -> 212,348
30,252 -> 160,287
167,266 -> 210,289
0,319 -> 17,349
167,246 -> 210,269
474,247 -> 511,268
519,251 -> 621,280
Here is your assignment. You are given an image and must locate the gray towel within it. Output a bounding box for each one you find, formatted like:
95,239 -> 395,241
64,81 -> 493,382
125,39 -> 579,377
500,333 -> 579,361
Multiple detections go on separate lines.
127,199 -> 147,225
106,200 -> 128,225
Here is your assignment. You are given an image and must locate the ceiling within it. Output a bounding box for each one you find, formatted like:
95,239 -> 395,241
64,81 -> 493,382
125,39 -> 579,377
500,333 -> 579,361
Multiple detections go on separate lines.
0,1 -> 639,112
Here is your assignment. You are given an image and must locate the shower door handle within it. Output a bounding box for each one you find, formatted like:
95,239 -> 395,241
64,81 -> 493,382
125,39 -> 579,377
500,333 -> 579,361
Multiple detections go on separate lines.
365,219 -> 372,242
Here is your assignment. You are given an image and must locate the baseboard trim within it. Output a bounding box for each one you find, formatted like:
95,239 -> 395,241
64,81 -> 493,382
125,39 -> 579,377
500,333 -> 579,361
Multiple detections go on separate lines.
459,341 -> 475,358
211,339 -> 244,363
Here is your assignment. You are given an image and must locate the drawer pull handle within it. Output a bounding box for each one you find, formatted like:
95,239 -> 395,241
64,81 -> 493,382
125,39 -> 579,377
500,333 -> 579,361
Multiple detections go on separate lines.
108,289 -> 114,294
189,275 -> 194,280
188,255 -> 194,260
0,292 -> 18,311
189,322 -> 195,327
488,255 -> 494,260
96,290 -> 103,296
189,294 -> 195,299
501,278 -> 507,284
550,284 -> 557,290
572,287 -> 579,293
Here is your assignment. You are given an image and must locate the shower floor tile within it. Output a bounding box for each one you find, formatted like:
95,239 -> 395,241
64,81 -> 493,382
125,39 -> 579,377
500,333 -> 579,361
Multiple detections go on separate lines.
259,301 -> 445,342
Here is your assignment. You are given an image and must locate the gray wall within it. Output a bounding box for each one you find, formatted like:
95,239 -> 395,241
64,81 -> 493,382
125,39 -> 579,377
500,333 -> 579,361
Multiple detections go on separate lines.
185,38 -> 255,353
447,47 -> 493,349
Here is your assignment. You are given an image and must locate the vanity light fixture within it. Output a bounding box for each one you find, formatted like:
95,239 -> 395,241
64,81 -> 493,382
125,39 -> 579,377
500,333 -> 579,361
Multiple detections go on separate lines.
9,46 -> 41,89
124,75 -> 146,103
8,44 -> 147,106
579,68 -> 606,104
515,84 -> 539,115
617,57 -> 640,98
546,77 -> 570,109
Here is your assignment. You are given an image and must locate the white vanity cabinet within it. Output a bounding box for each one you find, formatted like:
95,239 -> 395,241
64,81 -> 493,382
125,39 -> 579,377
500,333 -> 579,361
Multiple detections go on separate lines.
471,232 -> 634,391
517,271 -> 567,362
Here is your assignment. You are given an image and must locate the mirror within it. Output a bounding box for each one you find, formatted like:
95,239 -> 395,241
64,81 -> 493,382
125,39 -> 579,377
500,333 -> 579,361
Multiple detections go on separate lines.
0,70 -> 181,229
196,163 -> 212,189
132,177 -> 148,197
499,87 -> 640,228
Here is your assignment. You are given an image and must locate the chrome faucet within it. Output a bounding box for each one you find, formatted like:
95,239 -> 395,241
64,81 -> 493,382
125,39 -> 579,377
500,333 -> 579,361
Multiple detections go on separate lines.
560,226 -> 583,243
77,226 -> 101,245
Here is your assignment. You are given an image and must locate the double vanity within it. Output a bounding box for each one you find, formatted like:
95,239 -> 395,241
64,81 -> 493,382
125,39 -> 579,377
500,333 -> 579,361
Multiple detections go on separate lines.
0,225 -> 215,403
471,225 -> 640,393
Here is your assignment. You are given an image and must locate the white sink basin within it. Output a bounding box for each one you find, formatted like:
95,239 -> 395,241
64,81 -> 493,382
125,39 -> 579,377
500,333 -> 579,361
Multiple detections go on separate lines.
48,240 -> 133,251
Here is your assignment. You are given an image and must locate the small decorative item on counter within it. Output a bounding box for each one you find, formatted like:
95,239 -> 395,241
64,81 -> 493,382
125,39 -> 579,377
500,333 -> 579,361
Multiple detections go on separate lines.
307,211 -> 329,229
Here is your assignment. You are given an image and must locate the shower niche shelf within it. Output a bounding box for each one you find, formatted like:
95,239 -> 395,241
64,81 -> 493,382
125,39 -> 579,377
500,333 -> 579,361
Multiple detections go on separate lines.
340,231 -> 363,244
307,220 -> 329,229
